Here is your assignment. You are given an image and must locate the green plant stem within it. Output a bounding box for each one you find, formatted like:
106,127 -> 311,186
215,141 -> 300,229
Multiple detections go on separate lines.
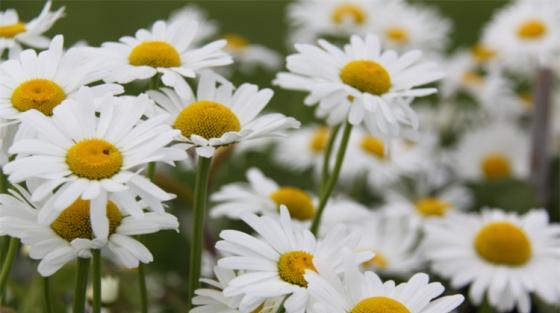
138,262 -> 148,313
319,124 -> 341,194
92,250 -> 101,313
72,257 -> 90,313
478,298 -> 494,313
42,276 -> 54,313
187,156 -> 212,309
310,122 -> 353,235
0,237 -> 19,304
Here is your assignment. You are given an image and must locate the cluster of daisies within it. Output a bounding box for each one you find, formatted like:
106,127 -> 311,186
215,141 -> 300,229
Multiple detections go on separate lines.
0,0 -> 559,313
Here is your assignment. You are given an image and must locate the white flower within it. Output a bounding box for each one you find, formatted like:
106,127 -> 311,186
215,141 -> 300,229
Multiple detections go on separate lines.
88,276 -> 120,305
0,1 -> 64,58
216,207 -> 372,313
3,88 -> 184,239
169,4 -> 218,45
273,126 -> 330,174
147,71 -> 300,158
423,209 -> 560,313
275,34 -> 444,138
222,33 -> 282,73
0,186 -> 178,276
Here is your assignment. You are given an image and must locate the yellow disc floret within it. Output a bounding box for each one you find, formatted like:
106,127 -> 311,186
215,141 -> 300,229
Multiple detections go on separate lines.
351,297 -> 411,313
309,127 -> 329,154
481,153 -> 511,180
470,44 -> 497,62
224,33 -> 249,51
362,252 -> 388,269
270,187 -> 315,221
0,22 -> 26,38
277,251 -> 317,287
340,60 -> 392,95
66,139 -> 123,180
51,199 -> 122,241
474,222 -> 532,266
385,26 -> 409,44
360,136 -> 386,159
11,79 -> 66,116
174,100 -> 241,139
331,4 -> 366,25
415,197 -> 452,217
517,19 -> 547,40
129,41 -> 181,68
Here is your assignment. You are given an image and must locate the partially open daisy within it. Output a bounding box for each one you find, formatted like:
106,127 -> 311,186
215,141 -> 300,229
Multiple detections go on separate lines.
0,186 -> 178,276
147,71 -> 300,158
305,261 -> 464,313
168,4 -> 218,45
3,88 -> 184,238
424,209 -> 560,313
216,207 -> 372,313
222,33 -> 282,73
0,1 -> 64,58
273,126 -> 331,174
275,34 -> 444,138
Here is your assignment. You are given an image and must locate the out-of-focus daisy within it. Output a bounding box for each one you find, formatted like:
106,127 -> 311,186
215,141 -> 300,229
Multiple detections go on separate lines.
3,88 -> 183,238
87,276 -> 120,306
0,186 -> 179,276
273,125 -> 331,173
0,35 -> 122,123
275,34 -> 444,138
169,4 -> 218,45
147,72 -> 300,158
424,209 -> 560,313
305,260 -> 464,313
0,1 -> 64,58
453,121 -> 529,181
222,33 -> 282,73
216,207 -> 372,313
98,20 -> 232,96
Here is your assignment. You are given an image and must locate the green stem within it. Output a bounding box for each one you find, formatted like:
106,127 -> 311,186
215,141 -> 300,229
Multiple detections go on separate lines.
92,250 -> 101,313
319,124 -> 341,194
478,298 -> 494,313
138,263 -> 148,313
310,122 -> 353,235
72,257 -> 90,313
0,237 -> 19,304
187,156 -> 212,309
42,276 -> 54,313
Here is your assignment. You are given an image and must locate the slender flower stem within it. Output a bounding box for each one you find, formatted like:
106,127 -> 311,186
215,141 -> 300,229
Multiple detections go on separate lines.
0,237 -> 19,304
310,122 -> 353,235
72,257 -> 90,313
42,276 -> 54,313
137,162 -> 156,313
92,250 -> 102,313
187,156 -> 212,309
319,124 -> 341,194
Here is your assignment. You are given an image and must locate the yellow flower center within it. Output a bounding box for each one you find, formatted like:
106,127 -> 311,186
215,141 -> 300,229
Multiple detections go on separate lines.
462,71 -> 484,86
415,197 -> 452,217
351,297 -> 411,313
340,60 -> 392,95
128,41 -> 181,68
481,153 -> 511,180
309,127 -> 329,154
277,251 -> 316,287
223,33 -> 249,51
66,139 -> 123,180
11,79 -> 66,116
519,92 -> 533,110
174,100 -> 241,140
360,136 -> 386,159
470,44 -> 497,62
331,4 -> 366,25
474,222 -> 532,266
270,187 -> 315,221
0,22 -> 26,38
385,26 -> 409,44
50,199 -> 122,241
517,19 -> 547,40
362,252 -> 388,269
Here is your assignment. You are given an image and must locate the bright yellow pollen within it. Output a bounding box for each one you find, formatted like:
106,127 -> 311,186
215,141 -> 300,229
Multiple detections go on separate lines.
340,60 -> 392,95
128,41 -> 181,68
481,153 -> 512,180
277,251 -> 316,287
224,33 -> 249,51
474,222 -> 532,266
517,19 -> 547,40
385,26 -> 409,44
50,199 -> 122,241
270,187 -> 315,221
362,252 -> 388,269
360,136 -> 385,159
0,22 -> 26,38
470,44 -> 497,62
174,100 -> 241,139
351,297 -> 410,313
309,127 -> 329,154
11,79 -> 66,116
66,139 -> 123,180
331,4 -> 366,25
415,197 -> 452,217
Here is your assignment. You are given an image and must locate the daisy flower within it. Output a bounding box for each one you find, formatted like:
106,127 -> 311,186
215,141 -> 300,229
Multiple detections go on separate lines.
273,125 -> 331,173
424,209 -> 560,313
3,88 -> 184,239
274,34 -> 444,138
216,207 -> 372,313
0,1 -> 64,58
169,4 -> 218,45
305,260 -> 464,313
147,71 -> 300,158
87,276 -> 120,306
453,121 -> 529,181
98,19 -> 232,96
0,186 -> 179,276
222,33 -> 282,73
0,35 -> 122,123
